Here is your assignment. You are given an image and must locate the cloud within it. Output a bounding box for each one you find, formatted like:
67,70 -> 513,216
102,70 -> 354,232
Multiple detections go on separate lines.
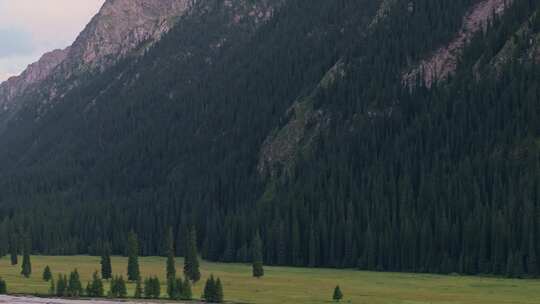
0,0 -> 105,82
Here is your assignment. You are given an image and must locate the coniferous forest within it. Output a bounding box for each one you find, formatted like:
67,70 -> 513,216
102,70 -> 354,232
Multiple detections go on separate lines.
0,0 -> 539,278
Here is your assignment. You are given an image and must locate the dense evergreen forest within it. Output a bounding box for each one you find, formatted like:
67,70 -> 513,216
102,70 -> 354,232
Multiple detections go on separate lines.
0,0 -> 539,278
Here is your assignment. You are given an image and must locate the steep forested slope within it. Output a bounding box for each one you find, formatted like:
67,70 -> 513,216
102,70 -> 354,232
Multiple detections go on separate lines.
0,0 -> 538,278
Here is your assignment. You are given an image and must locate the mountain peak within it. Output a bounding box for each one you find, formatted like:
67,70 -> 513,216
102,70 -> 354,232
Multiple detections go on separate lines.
66,0 -> 192,69
0,0 -> 192,110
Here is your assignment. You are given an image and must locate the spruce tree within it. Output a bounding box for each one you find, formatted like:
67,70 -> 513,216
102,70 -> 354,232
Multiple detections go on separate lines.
67,269 -> 83,297
87,271 -> 104,297
101,243 -> 112,280
134,277 -> 143,298
9,233 -> 17,266
203,275 -> 216,302
167,276 -> 177,299
20,235 -> 31,278
117,276 -> 127,298
333,285 -> 343,302
0,278 -> 6,294
252,232 -> 264,278
49,277 -> 56,295
127,231 -> 140,281
184,227 -> 200,282
144,278 -> 152,298
166,227 -> 176,279
43,265 -> 52,281
144,276 -> 161,299
215,278 -> 224,303
56,274 -> 67,297
181,277 -> 192,300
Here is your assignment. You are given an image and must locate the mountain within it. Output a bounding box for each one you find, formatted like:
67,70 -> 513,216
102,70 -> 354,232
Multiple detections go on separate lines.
0,0 -> 191,116
0,0 -> 539,278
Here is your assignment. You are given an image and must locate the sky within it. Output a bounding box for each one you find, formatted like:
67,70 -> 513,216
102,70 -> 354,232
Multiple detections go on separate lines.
0,0 -> 105,82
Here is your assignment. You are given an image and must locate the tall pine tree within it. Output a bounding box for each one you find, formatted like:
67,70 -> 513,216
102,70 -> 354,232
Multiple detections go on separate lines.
252,232 -> 264,278
184,227 -> 200,282
127,231 -> 140,281
166,227 -> 176,279
101,243 -> 112,280
20,234 -> 31,278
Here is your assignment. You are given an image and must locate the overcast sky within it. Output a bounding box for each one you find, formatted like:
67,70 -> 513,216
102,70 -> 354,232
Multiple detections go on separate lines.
0,0 -> 105,82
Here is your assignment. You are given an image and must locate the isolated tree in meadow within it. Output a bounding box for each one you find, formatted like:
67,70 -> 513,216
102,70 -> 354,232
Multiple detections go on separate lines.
134,277 -> 143,298
127,231 -> 140,281
166,227 -> 176,279
67,269 -> 83,297
252,232 -> 264,278
333,285 -> 343,302
43,265 -> 52,281
117,276 -> 127,298
86,271 -> 104,297
110,276 -> 127,298
203,275 -> 224,303
101,243 -> 112,280
49,277 -> 55,295
0,278 -> 6,294
181,277 -> 192,300
203,275 -> 216,302
167,276 -> 177,299
56,274 -> 67,296
215,278 -> 224,303
184,227 -> 201,282
144,277 -> 161,299
20,235 -> 32,278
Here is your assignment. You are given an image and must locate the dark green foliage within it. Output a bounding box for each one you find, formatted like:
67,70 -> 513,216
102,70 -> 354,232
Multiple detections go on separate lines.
42,265 -> 52,281
184,227 -> 200,282
166,227 -> 176,279
109,276 -> 127,298
20,235 -> 31,278
143,276 -> 161,299
86,271 -> 104,297
203,275 -> 224,303
134,277 -> 143,298
333,285 -> 343,302
215,278 -> 224,303
67,269 -> 83,297
8,233 -> 17,266
181,277 -> 193,301
56,274 -> 67,297
168,276 -> 192,300
252,232 -> 264,278
167,276 -> 176,299
100,243 -> 112,280
127,231 -> 140,281
0,278 -> 6,294
0,0 -> 539,279
49,277 -> 55,295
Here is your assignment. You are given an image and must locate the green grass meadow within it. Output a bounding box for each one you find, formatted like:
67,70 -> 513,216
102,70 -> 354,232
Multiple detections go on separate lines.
0,255 -> 539,303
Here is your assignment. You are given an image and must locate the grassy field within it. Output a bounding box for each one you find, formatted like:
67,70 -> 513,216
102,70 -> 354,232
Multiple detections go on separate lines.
0,255 -> 539,304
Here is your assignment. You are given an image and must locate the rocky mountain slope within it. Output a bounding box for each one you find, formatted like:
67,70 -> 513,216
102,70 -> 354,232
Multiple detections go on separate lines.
0,0 -> 191,114
0,0 -> 538,277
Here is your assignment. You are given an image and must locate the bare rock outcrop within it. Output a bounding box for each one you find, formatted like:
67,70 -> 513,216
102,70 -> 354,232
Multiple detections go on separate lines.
0,48 -> 69,110
66,0 -> 191,70
0,0 -> 192,111
403,0 -> 510,87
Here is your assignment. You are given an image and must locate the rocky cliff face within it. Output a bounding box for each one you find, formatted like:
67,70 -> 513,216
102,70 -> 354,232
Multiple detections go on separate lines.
0,48 -> 69,110
65,0 -> 191,70
0,0 -> 192,111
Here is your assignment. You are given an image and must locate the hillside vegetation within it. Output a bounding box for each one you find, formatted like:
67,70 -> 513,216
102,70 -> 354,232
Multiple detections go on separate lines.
0,0 -> 538,278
